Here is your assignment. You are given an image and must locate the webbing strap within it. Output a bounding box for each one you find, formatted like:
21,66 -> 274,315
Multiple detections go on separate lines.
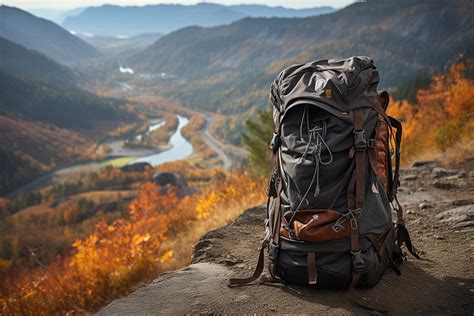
396,223 -> 422,259
354,109 -> 366,208
307,252 -> 317,285
228,243 -> 265,287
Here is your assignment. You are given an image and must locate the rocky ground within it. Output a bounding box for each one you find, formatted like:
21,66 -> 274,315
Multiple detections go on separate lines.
98,159 -> 474,315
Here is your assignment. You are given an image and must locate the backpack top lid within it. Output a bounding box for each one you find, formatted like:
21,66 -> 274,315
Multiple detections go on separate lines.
270,56 -> 380,116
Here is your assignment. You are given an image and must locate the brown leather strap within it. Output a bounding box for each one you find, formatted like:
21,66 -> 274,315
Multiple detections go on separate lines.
228,243 -> 265,287
347,168 -> 357,210
348,271 -> 389,313
396,223 -> 422,259
394,194 -> 404,225
307,252 -> 317,285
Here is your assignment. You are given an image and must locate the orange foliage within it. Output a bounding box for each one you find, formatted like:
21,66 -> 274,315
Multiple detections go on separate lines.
1,172 -> 265,314
387,62 -> 474,164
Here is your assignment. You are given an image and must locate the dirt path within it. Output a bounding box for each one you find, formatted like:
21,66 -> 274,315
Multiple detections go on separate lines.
98,160 -> 474,315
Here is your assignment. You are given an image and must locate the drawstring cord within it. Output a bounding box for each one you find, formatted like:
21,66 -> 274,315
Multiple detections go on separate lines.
287,106 -> 333,230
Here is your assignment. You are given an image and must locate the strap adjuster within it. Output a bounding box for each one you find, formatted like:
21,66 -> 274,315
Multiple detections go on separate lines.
354,130 -> 367,151
367,139 -> 376,149
351,250 -> 365,272
269,132 -> 280,152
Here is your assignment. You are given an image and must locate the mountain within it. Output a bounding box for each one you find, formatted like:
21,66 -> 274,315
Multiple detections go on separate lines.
61,3 -> 335,36
231,4 -> 334,18
0,37 -> 76,85
28,7 -> 86,24
128,0 -> 474,115
0,6 -> 100,64
80,33 -> 163,55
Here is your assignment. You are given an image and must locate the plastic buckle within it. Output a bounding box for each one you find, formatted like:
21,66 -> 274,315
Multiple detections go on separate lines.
350,217 -> 358,230
331,222 -> 344,233
269,132 -> 280,152
268,243 -> 279,261
351,250 -> 365,272
354,130 -> 367,151
367,139 -> 376,149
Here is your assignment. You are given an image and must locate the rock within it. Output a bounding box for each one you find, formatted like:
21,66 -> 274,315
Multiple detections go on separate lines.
433,181 -> 459,190
419,202 -> 433,210
432,167 -> 459,178
431,167 -> 448,178
152,171 -> 192,197
451,199 -> 474,206
411,160 -> 436,168
404,174 -> 418,181
398,186 -> 410,192
121,162 -> 153,172
434,235 -> 445,240
435,204 -> 474,230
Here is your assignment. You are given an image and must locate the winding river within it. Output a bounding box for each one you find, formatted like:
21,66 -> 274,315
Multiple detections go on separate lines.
5,115 -> 193,198
131,115 -> 193,165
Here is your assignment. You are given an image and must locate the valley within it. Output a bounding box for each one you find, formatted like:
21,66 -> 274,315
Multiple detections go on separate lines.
0,0 -> 472,314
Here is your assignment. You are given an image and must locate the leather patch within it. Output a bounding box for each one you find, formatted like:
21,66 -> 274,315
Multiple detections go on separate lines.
280,209 -> 362,242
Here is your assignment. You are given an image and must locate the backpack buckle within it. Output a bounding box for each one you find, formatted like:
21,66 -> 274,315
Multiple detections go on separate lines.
269,132 -> 280,152
351,250 -> 365,272
367,139 -> 376,149
354,130 -> 367,151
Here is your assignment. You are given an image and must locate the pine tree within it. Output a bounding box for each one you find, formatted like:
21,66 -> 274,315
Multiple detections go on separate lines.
241,108 -> 274,177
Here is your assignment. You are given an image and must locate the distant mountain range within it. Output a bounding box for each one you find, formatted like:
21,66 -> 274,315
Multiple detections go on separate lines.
28,7 -> 86,24
61,3 -> 335,36
127,0 -> 474,115
0,6 -> 100,64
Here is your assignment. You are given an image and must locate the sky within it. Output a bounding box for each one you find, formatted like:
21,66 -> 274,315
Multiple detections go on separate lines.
3,0 -> 355,10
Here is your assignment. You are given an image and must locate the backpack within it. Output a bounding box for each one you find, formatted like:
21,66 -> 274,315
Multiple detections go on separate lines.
229,56 -> 421,312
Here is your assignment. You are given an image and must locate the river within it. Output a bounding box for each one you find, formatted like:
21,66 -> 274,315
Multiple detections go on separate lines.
5,114 -> 193,198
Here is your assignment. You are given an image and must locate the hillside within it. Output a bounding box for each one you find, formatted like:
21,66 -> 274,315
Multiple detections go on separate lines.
0,115 -> 93,195
0,5 -> 100,64
128,0 -> 474,115
61,3 -> 334,37
0,71 -> 123,131
0,37 -> 76,85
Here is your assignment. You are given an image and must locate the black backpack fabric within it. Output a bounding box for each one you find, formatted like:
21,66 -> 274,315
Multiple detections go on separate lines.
229,57 -> 420,312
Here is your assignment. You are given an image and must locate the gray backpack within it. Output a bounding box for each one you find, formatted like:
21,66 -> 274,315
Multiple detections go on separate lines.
229,57 -> 420,312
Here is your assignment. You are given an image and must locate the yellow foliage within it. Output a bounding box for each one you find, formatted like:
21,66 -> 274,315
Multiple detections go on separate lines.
387,62 -> 474,165
0,171 -> 265,314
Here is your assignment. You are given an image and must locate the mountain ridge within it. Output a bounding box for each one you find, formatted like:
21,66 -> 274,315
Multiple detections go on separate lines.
61,3 -> 335,36
0,5 -> 100,64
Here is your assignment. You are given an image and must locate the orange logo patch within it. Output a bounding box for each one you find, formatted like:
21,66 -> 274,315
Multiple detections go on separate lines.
324,89 -> 332,99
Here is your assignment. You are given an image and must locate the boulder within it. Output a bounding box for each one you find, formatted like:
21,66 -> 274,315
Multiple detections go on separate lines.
152,171 -> 192,197
435,204 -> 474,231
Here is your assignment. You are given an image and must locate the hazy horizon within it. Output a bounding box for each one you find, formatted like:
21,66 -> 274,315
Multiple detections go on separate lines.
4,0 -> 354,10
